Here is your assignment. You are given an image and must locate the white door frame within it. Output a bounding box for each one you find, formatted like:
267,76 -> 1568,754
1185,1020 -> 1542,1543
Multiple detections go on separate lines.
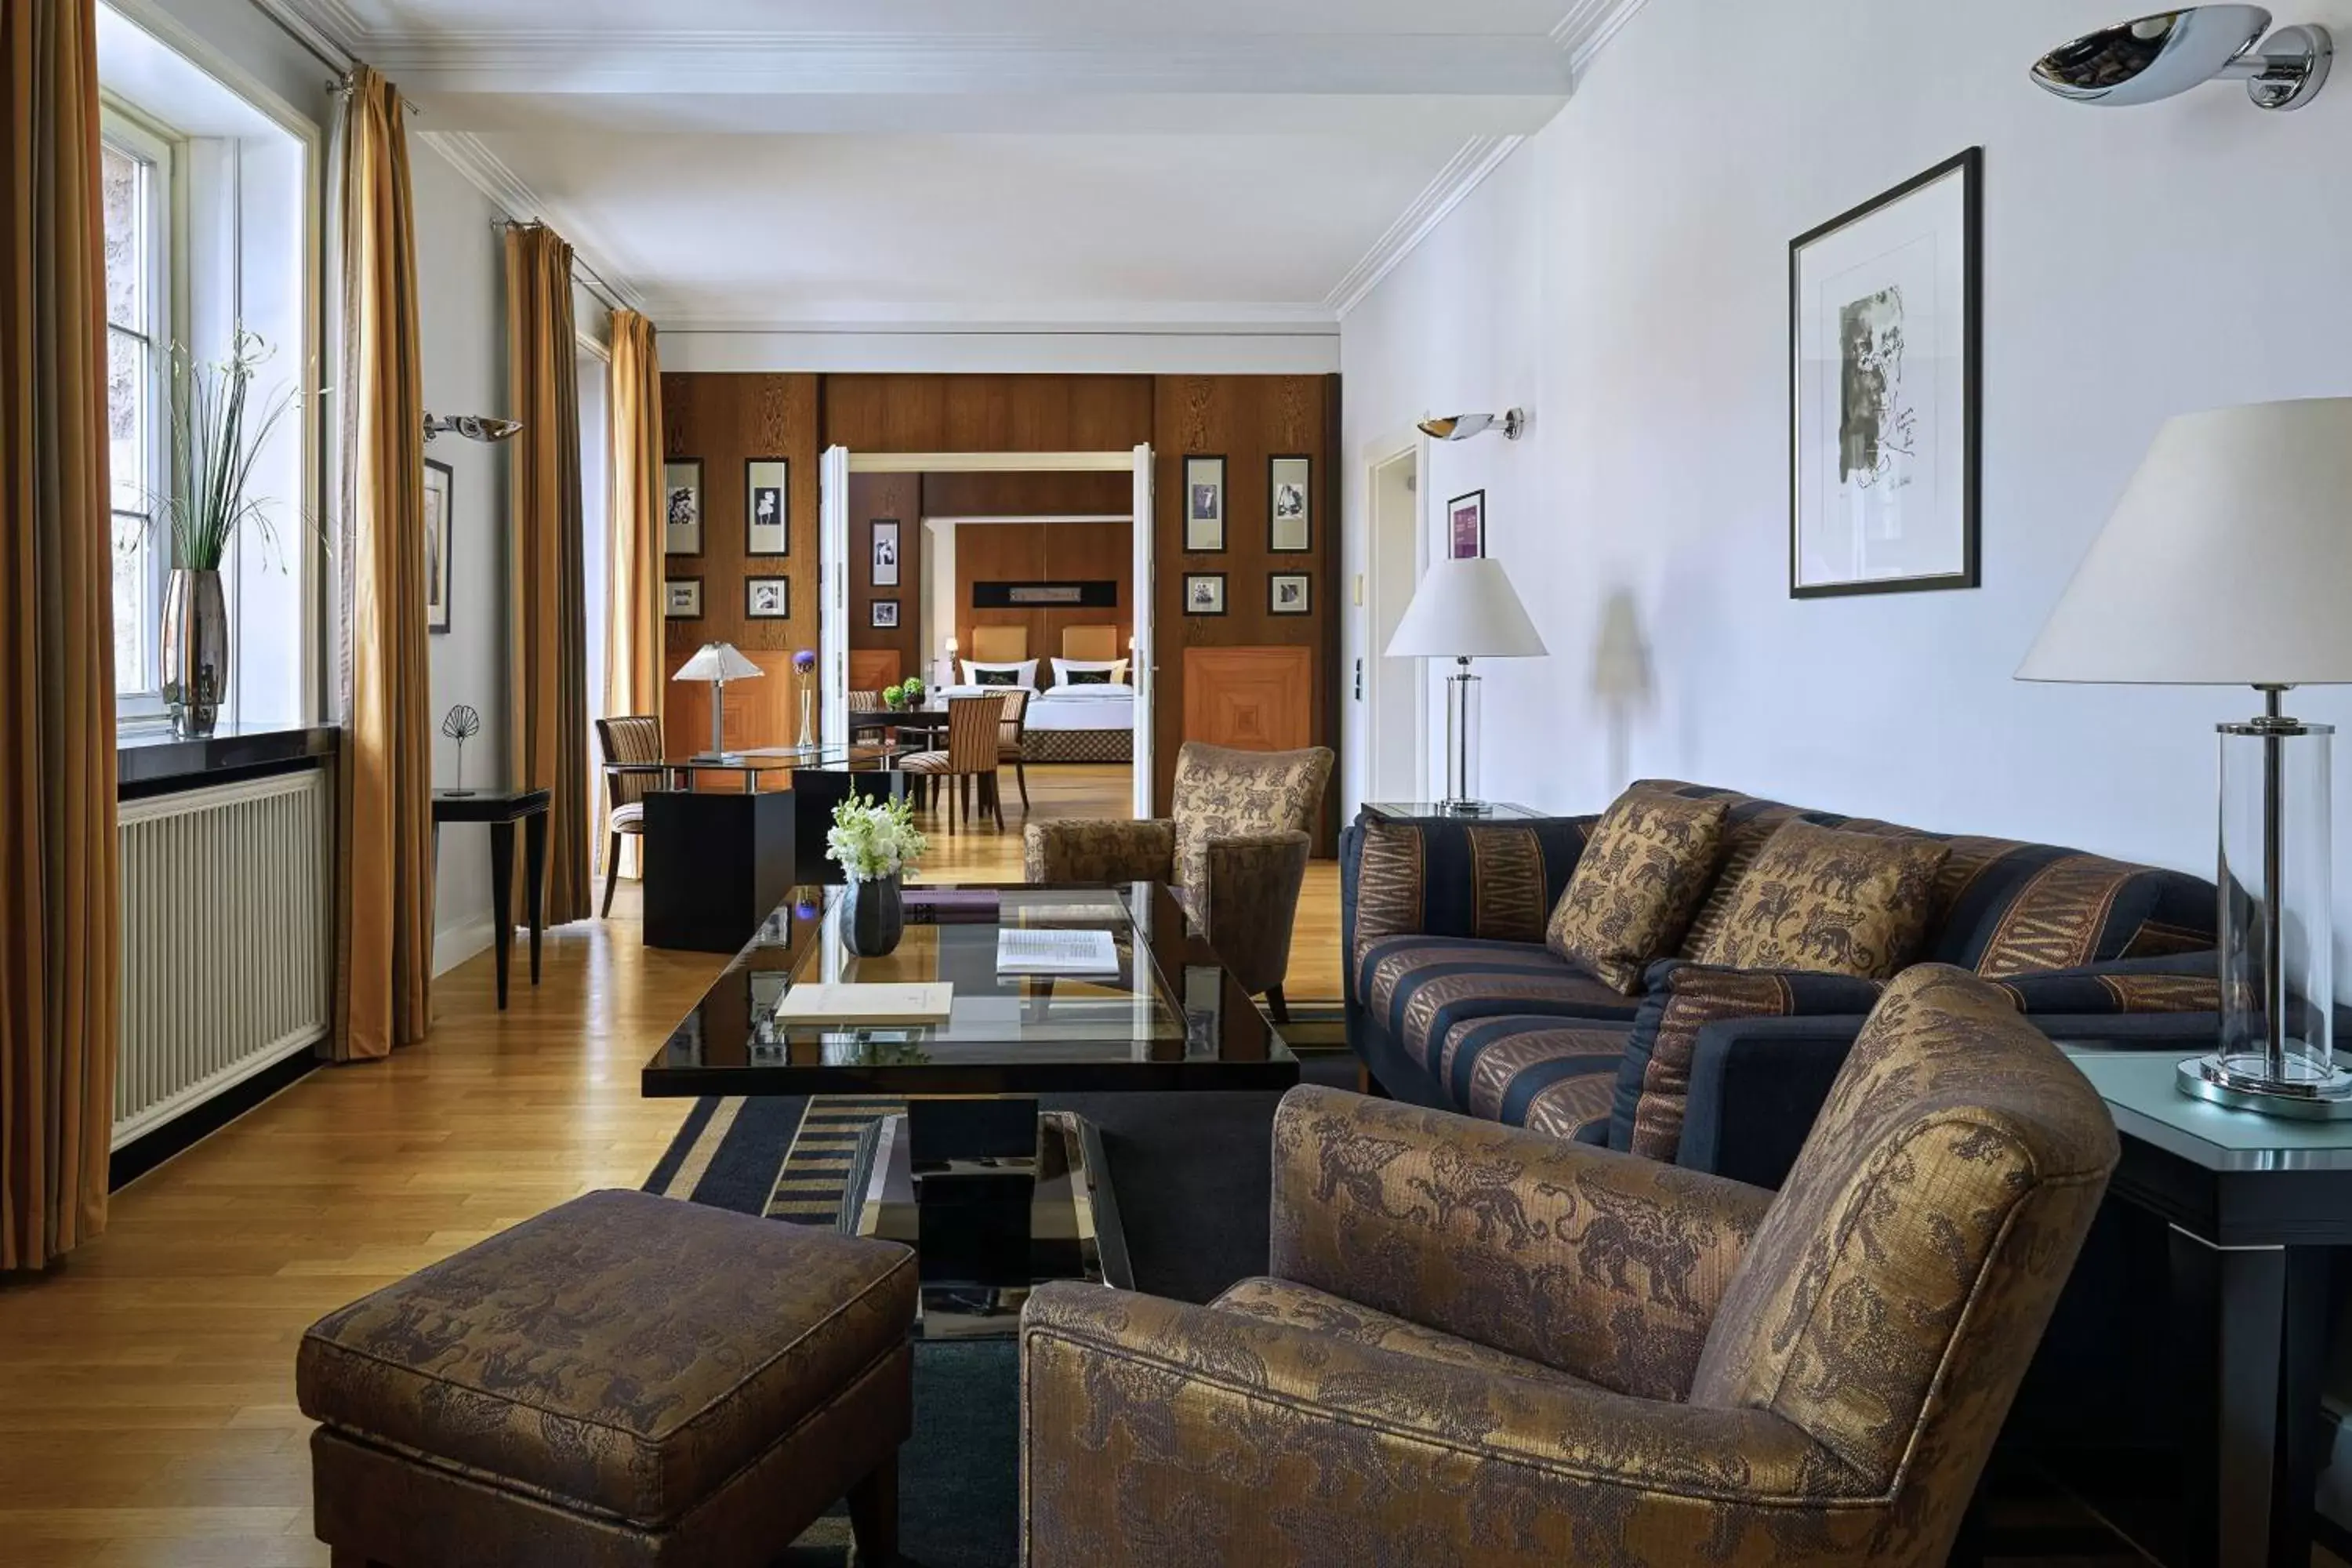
819,445 -> 851,749
1130,442 -> 1155,818
1361,429 -> 1432,807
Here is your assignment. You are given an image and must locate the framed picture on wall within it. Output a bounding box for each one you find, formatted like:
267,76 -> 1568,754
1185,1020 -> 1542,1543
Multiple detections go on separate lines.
871,598 -> 900,630
1269,456 -> 1311,553
664,459 -> 703,555
746,576 -> 790,619
1184,456 -> 1226,553
873,518 -> 901,587
1269,572 -> 1312,615
1183,572 -> 1226,616
423,457 -> 453,634
1790,147 -> 1981,598
746,459 -> 788,556
1447,490 -> 1486,561
664,577 -> 703,619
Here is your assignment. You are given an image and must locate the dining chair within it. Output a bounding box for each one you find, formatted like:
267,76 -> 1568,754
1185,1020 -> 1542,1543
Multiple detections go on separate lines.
996,687 -> 1032,811
899,694 -> 1007,833
593,715 -> 668,918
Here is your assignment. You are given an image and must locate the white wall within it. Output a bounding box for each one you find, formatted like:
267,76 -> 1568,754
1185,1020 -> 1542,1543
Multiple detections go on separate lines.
412,141 -> 512,975
1341,0 -> 2352,935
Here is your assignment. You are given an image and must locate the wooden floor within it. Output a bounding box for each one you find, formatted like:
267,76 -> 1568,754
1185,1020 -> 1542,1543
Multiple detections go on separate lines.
0,764 -> 1336,1567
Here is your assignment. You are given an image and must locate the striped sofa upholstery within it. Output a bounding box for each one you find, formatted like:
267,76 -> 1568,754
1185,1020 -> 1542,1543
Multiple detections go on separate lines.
1341,784 -> 2217,1176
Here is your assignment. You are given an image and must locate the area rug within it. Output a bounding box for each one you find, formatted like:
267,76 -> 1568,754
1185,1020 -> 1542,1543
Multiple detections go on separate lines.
645,1073 -> 2170,1568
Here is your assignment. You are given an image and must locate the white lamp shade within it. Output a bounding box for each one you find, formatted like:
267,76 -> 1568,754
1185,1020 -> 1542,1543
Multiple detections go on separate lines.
672,642 -> 764,684
2019,397 -> 2352,686
1386,557 -> 1548,660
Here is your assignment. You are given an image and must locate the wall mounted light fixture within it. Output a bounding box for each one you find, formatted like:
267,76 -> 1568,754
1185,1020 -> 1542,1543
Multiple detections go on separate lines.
423,413 -> 524,444
2032,6 -> 2332,111
1418,409 -> 1526,443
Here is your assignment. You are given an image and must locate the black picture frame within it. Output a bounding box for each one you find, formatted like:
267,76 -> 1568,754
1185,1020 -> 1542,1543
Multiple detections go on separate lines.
1269,455 -> 1312,553
664,575 -> 703,620
1446,490 -> 1485,561
423,457 -> 453,634
1184,456 -> 1227,554
744,576 -> 790,619
1788,147 -> 1982,599
1269,572 -> 1312,615
872,517 -> 900,587
663,459 -> 703,557
1182,572 -> 1227,617
871,597 -> 900,630
746,458 -> 789,557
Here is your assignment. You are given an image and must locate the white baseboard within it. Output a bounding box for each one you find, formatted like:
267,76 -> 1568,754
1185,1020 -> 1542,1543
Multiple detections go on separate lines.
433,912 -> 497,978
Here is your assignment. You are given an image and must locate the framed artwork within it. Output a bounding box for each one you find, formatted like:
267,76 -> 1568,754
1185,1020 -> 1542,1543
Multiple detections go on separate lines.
871,598 -> 900,630
1269,456 -> 1312,552
1790,147 -> 1981,598
1447,490 -> 1486,561
1269,572 -> 1312,615
664,577 -> 702,619
746,459 -> 788,556
1182,572 -> 1226,616
663,459 -> 703,555
423,458 -> 453,633
1184,456 -> 1226,553
745,576 -> 790,619
872,518 -> 901,587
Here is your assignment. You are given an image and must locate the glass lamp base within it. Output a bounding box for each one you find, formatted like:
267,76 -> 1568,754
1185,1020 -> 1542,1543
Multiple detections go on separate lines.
2176,1051 -> 2352,1120
1436,799 -> 1495,817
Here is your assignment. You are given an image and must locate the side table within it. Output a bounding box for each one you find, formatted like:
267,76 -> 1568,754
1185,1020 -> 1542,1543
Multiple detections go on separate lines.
1359,800 -> 1548,822
432,787 -> 550,1009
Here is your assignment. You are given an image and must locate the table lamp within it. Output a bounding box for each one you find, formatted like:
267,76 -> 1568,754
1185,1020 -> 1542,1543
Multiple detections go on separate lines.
672,642 -> 764,763
1385,557 -> 1548,814
2019,397 -> 2352,1118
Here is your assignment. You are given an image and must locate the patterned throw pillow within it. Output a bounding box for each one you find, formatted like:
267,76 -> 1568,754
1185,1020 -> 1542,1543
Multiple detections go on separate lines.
1063,670 -> 1114,685
1695,819 -> 1951,978
1545,791 -> 1729,993
973,668 -> 1022,687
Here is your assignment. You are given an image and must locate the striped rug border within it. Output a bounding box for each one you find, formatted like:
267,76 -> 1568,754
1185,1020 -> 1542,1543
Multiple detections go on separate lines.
767,1097 -> 905,1224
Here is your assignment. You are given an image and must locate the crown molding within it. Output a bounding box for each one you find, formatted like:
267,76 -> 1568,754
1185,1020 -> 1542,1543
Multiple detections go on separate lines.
247,0 -> 363,64
648,309 -> 1341,336
1549,0 -> 1650,78
1326,134 -> 1521,320
416,131 -> 651,315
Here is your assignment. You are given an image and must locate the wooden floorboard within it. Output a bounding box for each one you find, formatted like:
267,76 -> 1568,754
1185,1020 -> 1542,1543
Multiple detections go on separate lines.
0,763 -> 1337,1566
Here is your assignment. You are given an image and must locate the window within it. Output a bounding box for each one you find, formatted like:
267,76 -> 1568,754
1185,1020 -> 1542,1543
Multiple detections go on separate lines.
101,109 -> 172,715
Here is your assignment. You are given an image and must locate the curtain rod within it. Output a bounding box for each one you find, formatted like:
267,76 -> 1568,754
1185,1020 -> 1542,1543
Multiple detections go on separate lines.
494,220 -> 631,318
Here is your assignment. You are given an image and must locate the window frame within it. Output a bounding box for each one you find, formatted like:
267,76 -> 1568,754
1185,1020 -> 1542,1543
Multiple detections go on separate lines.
100,101 -> 177,728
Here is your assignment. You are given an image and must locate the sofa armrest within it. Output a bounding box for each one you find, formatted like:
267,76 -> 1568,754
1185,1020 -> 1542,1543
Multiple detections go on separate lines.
1201,832 -> 1311,997
1023,818 -> 1176,886
1341,809 -> 1599,1007
1266,1084 -> 1769,1399
1989,952 -> 2220,1016
1020,1281 -> 1853,1568
1679,1018 -> 1870,1189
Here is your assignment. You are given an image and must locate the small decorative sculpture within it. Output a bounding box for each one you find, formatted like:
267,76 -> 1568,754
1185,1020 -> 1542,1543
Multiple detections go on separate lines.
441,704 -> 482,796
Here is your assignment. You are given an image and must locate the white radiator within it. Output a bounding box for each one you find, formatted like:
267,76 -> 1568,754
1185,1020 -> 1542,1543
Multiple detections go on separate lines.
114,768 -> 333,1146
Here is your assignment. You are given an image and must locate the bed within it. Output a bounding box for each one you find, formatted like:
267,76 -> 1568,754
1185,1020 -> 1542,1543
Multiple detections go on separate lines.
945,624 -> 1135,763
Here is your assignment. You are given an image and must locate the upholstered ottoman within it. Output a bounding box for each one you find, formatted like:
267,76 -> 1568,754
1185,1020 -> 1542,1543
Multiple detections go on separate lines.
296,1189 -> 916,1567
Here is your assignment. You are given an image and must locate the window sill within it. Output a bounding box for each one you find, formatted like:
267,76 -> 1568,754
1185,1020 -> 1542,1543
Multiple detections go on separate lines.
118,722 -> 339,799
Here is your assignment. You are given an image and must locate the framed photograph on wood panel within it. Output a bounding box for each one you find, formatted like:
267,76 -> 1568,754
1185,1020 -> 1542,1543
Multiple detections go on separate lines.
746,459 -> 788,556
871,598 -> 900,630
746,576 -> 790,619
1447,490 -> 1486,561
1183,572 -> 1227,616
664,460 -> 703,555
1790,147 -> 1981,598
872,518 -> 901,587
1184,456 -> 1226,553
1269,572 -> 1312,615
664,577 -> 703,619
1269,456 -> 1311,553
423,457 -> 453,634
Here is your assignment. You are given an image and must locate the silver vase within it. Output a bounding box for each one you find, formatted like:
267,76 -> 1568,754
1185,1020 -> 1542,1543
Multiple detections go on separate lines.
162,568 -> 227,739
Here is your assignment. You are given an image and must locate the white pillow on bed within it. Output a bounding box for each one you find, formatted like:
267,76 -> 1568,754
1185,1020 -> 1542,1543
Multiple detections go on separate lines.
962,659 -> 1038,690
1051,657 -> 1128,688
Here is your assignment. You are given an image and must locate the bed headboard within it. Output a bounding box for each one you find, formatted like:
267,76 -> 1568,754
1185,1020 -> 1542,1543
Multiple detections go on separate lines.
1062,625 -> 1120,662
970,626 -> 1029,662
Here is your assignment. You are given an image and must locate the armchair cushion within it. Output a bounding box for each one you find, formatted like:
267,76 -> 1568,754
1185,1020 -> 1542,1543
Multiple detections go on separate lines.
1694,818 -> 1949,978
1168,741 -> 1332,900
1024,818 -> 1177,885
1544,789 -> 1728,993
1210,1276 -> 1591,1387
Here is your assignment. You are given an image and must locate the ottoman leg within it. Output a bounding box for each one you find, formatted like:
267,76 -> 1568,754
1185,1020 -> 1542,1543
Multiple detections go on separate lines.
848,1450 -> 900,1566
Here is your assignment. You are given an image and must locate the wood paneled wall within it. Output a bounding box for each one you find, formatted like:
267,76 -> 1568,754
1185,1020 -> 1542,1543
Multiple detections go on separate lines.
952,520 -> 1133,670
660,373 -> 820,756
848,473 -> 921,681
923,470 -> 1131,518
822,374 -> 1152,452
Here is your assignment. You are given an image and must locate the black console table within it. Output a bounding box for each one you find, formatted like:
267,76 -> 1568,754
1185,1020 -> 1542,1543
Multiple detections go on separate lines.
432,787 -> 549,1009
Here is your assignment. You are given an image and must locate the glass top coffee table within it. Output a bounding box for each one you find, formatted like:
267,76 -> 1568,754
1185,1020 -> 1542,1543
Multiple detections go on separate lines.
643,880 -> 1298,1334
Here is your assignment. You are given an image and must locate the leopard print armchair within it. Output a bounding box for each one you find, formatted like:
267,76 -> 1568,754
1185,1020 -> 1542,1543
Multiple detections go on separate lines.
1025,740 -> 1333,1018
1020,964 -> 2117,1566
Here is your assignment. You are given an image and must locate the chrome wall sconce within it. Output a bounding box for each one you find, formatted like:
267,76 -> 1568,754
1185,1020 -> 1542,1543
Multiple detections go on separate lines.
423,413 -> 524,444
2032,6 -> 2332,111
1418,409 -> 1526,442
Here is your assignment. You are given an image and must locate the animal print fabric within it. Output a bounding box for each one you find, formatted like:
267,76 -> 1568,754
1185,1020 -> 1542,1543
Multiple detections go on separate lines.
1203,832 -> 1312,995
1024,818 -> 1177,885
1168,741 -> 1334,904
1544,790 -> 1729,993
1695,818 -> 1948,978
1265,1085 -> 1769,1401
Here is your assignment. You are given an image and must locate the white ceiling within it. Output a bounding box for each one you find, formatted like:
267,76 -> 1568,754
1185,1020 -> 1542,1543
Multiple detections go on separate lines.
278,0 -> 1638,328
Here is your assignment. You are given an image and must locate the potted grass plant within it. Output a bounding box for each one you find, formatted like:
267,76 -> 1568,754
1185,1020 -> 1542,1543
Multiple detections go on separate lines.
825,794 -> 927,956
156,328 -> 310,737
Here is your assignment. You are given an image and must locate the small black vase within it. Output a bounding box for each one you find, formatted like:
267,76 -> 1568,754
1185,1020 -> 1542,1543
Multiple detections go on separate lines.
842,875 -> 905,957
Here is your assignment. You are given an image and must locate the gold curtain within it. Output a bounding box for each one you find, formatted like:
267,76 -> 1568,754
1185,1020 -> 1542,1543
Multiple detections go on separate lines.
332,66 -> 433,1062
504,224 -> 589,925
602,309 -> 664,878
0,0 -> 121,1269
